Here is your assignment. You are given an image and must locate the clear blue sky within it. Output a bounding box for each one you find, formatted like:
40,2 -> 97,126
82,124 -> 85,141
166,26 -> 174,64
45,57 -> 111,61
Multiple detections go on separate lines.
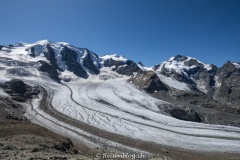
0,0 -> 239,67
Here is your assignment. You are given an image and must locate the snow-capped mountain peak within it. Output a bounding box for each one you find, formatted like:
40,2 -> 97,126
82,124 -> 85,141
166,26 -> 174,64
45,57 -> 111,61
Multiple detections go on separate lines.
168,54 -> 188,62
34,39 -> 50,45
0,40 -> 102,80
231,62 -> 240,69
155,54 -> 213,73
151,54 -> 218,93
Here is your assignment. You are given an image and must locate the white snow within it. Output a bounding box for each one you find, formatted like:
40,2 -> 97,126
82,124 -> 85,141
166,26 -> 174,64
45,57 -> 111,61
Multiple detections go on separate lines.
194,79 -> 208,93
214,76 -> 221,88
168,56 -> 175,61
156,56 -> 212,74
157,56 -> 195,74
232,62 -> 240,69
0,88 -> 8,97
59,70 -> 79,81
204,64 -> 212,70
158,75 -> 190,91
100,54 -> 127,62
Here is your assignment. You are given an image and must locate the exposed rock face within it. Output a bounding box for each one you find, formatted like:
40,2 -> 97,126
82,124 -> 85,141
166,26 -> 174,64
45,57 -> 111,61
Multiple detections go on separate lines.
103,58 -> 125,68
138,61 -> 144,67
3,79 -> 40,102
184,58 -> 202,66
114,60 -> 141,76
130,71 -> 168,93
0,97 -> 26,121
162,105 -> 201,122
104,59 -> 142,76
103,58 -> 141,76
60,46 -> 88,78
215,61 -> 240,105
29,47 -> 36,57
169,90 -> 223,109
187,64 -> 218,94
82,49 -> 100,74
7,68 -> 33,77
38,61 -> 61,82
44,44 -> 62,71
173,54 -> 188,61
152,64 -> 160,71
160,63 -> 193,84
170,108 -> 201,122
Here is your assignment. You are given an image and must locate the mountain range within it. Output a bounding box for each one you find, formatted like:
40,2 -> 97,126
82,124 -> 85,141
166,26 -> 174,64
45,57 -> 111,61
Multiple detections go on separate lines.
0,40 -> 240,159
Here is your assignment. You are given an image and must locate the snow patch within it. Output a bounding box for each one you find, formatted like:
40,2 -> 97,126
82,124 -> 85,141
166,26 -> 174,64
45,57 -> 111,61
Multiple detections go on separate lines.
232,62 -> 240,69
100,54 -> 127,62
204,64 -> 212,70
158,75 -> 190,91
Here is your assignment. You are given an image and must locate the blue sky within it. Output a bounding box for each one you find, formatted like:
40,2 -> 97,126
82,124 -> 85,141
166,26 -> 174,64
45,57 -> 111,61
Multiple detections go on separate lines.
0,0 -> 239,67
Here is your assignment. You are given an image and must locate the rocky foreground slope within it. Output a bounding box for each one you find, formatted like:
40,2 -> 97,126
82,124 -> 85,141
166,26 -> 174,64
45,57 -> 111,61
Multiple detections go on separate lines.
0,83 -> 87,160
0,40 -> 240,159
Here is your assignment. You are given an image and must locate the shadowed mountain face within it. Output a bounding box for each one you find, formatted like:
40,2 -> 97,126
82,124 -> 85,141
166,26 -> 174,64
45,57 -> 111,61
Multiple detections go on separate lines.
38,60 -> 61,82
129,71 -> 169,93
3,79 -> 40,102
215,61 -> 240,105
82,49 -> 100,75
44,44 -> 63,72
113,60 -> 141,76
60,46 -> 88,78
103,58 -> 141,76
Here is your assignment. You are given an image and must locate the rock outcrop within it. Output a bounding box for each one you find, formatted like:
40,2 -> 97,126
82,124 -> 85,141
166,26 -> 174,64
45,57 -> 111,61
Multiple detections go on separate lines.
215,61 -> 240,105
3,79 -> 40,102
44,44 -> 62,71
103,58 -> 141,76
60,46 -> 88,78
82,49 -> 100,74
130,71 -> 168,93
162,104 -> 202,122
38,61 -> 61,82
